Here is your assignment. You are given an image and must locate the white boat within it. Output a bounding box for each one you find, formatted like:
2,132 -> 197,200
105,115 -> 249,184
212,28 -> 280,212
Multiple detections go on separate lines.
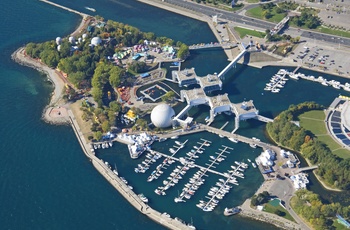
159,138 -> 167,142
138,193 -> 148,203
252,163 -> 257,168
228,137 -> 238,143
174,197 -> 186,203
85,6 -> 96,12
224,207 -> 241,216
247,159 -> 251,162
249,143 -> 257,148
171,136 -> 179,139
175,141 -> 183,146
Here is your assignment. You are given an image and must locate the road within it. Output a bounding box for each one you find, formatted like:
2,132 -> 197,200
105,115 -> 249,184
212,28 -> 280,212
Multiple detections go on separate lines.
163,0 -> 350,47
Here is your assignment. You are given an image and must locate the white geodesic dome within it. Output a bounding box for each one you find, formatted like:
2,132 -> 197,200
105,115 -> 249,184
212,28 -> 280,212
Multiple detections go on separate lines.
151,104 -> 175,128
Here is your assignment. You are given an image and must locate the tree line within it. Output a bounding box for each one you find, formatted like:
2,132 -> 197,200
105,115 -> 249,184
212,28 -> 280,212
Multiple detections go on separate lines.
266,101 -> 350,190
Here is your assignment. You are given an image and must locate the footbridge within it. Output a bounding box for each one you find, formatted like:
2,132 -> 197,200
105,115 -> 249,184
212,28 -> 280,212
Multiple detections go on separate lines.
189,42 -> 237,50
255,115 -> 274,123
293,165 -> 318,174
218,48 -> 247,79
270,16 -> 290,36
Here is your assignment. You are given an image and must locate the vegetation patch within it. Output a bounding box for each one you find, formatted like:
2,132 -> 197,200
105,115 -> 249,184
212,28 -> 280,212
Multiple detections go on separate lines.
263,202 -> 295,222
291,189 -> 350,230
317,27 -> 350,39
234,27 -> 266,38
246,3 -> 287,23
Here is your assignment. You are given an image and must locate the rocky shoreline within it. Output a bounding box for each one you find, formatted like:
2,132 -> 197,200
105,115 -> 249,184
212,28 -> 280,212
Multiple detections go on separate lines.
12,46 -> 70,125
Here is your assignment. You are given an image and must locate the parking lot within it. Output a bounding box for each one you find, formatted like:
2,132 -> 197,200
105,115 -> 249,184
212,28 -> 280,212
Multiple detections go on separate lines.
289,42 -> 350,77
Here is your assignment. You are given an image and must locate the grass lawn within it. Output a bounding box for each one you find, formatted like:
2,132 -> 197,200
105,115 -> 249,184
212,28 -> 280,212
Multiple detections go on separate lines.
246,7 -> 287,23
317,27 -> 350,39
298,110 -> 327,135
246,0 -> 260,3
263,203 -> 295,222
234,27 -> 266,38
298,110 -> 350,159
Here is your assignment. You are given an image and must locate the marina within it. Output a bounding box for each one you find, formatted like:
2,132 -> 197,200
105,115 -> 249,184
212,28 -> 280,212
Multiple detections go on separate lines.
268,68 -> 350,92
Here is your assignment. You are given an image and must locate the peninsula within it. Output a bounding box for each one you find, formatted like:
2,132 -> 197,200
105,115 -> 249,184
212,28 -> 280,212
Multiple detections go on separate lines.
12,0 -> 350,230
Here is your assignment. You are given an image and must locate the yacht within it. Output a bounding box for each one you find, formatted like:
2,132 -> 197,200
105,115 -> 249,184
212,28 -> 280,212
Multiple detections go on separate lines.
171,136 -> 179,139
252,162 -> 257,168
138,193 -> 148,203
85,6 -> 96,12
249,143 -> 257,148
224,207 -> 241,216
228,137 -> 239,143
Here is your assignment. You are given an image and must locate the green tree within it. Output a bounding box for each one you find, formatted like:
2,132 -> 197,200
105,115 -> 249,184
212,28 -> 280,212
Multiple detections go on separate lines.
101,120 -> 111,132
177,44 -> 189,60
94,131 -> 102,141
68,71 -> 86,88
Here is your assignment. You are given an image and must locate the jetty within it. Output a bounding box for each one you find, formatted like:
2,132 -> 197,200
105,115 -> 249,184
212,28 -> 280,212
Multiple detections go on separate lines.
39,0 -> 89,17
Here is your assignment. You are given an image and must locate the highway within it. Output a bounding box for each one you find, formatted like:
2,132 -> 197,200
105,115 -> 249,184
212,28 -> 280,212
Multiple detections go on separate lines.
162,0 -> 350,47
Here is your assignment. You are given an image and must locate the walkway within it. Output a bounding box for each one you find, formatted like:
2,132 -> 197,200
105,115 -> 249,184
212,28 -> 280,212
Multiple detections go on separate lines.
218,48 -> 247,79
293,165 -> 318,174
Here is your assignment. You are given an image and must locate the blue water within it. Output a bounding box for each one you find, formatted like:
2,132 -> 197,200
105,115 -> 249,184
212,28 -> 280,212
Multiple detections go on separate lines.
1,0 -> 349,229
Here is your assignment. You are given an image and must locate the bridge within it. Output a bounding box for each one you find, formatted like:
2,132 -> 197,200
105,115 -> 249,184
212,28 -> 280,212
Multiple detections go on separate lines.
255,115 -> 274,123
293,165 -> 318,174
218,48 -> 247,79
189,42 -> 237,50
270,16 -> 289,36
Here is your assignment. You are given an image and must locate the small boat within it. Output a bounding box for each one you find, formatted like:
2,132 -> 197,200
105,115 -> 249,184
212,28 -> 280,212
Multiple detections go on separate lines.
175,141 -> 183,146
159,138 -> 167,142
170,136 -> 179,139
85,6 -> 96,12
249,143 -> 257,148
228,137 -> 238,143
138,193 -> 148,203
252,162 -> 257,168
174,197 -> 186,203
224,207 -> 241,216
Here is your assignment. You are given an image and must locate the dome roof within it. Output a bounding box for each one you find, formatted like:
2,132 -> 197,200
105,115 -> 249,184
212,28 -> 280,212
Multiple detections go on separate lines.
82,33 -> 87,39
69,36 -> 75,43
91,36 -> 102,46
56,37 -> 62,45
151,104 -> 175,128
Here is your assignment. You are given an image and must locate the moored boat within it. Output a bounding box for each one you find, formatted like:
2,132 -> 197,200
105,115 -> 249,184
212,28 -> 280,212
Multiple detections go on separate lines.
224,207 -> 241,216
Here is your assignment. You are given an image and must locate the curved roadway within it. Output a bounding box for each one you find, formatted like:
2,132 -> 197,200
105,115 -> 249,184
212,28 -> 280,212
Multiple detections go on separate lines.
163,0 -> 350,47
